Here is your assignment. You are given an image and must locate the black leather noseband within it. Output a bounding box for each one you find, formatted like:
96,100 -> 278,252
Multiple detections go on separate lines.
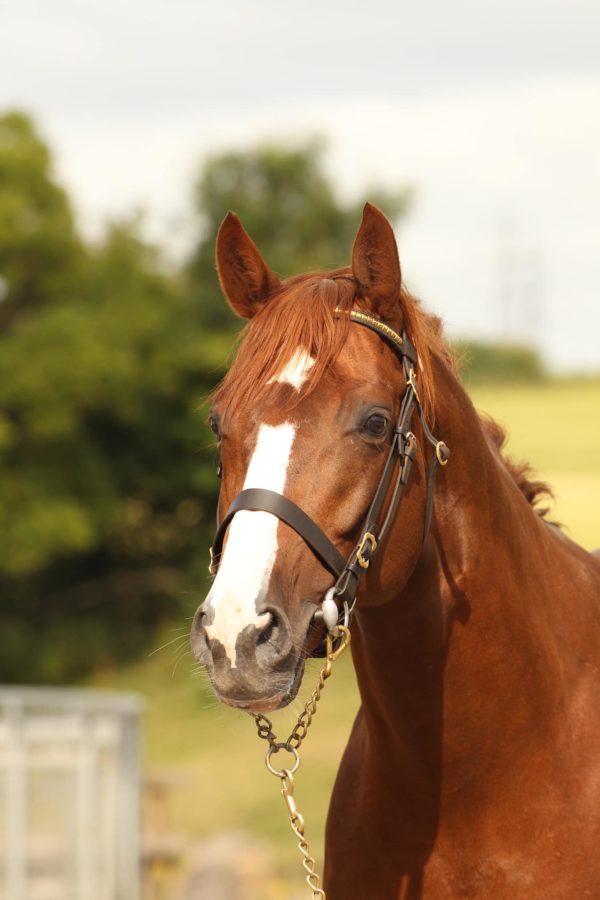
211,488 -> 346,579
209,307 -> 450,647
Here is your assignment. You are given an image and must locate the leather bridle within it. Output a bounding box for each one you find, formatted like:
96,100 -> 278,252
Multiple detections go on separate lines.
209,307 -> 450,650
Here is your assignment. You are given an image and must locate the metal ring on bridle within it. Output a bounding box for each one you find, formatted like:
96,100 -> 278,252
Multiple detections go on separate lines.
319,589 -> 354,635
265,742 -> 301,776
436,441 -> 449,466
320,587 -> 340,634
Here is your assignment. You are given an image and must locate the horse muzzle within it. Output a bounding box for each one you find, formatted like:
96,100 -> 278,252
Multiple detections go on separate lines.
190,601 -> 318,712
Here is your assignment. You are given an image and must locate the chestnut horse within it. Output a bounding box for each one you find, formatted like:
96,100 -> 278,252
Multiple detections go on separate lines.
191,203 -> 600,898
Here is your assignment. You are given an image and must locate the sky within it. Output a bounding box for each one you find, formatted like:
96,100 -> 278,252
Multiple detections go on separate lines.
2,0 -> 599,370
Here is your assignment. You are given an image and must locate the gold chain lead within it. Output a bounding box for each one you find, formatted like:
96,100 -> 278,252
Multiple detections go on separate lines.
251,626 -> 351,899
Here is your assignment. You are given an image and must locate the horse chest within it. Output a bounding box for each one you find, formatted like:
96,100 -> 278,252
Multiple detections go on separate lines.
324,715 -> 600,899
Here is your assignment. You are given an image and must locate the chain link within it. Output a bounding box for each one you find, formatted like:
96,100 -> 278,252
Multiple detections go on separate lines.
282,770 -> 325,898
251,625 -> 351,899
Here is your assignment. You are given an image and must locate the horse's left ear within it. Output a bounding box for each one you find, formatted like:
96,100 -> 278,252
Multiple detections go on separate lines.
351,203 -> 401,321
216,212 -> 281,319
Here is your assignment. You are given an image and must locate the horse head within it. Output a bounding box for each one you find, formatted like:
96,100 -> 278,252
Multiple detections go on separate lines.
191,203 -> 442,712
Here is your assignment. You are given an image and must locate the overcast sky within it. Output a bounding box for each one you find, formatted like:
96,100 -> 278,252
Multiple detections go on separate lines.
2,0 -> 599,370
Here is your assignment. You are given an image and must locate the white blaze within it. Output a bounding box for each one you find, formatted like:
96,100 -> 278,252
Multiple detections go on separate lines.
205,422 -> 296,666
268,349 -> 315,389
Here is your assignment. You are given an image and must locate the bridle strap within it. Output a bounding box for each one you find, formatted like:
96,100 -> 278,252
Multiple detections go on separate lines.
208,307 -> 450,648
211,488 -> 346,579
338,307 -> 417,366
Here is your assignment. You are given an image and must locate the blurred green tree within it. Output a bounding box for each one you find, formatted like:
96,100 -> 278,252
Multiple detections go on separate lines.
0,112 -> 83,329
454,339 -> 545,384
0,214 -> 228,681
187,139 -> 411,326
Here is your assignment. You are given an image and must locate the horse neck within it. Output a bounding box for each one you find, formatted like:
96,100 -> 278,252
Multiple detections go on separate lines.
351,363 -> 574,792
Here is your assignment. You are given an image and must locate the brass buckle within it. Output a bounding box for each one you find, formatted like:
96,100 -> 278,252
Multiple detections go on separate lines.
356,532 -> 377,569
406,368 -> 420,401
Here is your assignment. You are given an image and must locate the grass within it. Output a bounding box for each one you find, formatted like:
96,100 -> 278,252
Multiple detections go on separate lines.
89,376 -> 600,890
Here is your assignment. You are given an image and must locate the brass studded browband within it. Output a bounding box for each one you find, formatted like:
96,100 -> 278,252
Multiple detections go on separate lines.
334,307 -> 417,364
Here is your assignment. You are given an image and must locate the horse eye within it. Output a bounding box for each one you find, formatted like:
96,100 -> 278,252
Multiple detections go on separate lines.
208,415 -> 220,439
364,413 -> 388,437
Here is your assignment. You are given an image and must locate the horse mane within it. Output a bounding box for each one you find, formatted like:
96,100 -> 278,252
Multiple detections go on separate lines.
212,270 -> 553,519
480,416 -> 555,520
212,269 -> 455,423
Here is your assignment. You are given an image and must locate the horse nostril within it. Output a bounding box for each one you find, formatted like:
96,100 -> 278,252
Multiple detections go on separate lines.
255,606 -> 292,665
256,611 -> 276,647
191,605 -> 214,664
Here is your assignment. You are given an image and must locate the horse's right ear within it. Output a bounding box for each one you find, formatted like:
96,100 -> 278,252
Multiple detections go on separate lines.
216,213 -> 280,319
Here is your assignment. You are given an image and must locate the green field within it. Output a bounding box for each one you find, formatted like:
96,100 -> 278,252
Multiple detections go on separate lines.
90,377 -> 600,893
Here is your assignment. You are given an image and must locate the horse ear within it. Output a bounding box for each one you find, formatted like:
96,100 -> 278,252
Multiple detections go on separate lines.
351,203 -> 401,321
216,212 -> 281,319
